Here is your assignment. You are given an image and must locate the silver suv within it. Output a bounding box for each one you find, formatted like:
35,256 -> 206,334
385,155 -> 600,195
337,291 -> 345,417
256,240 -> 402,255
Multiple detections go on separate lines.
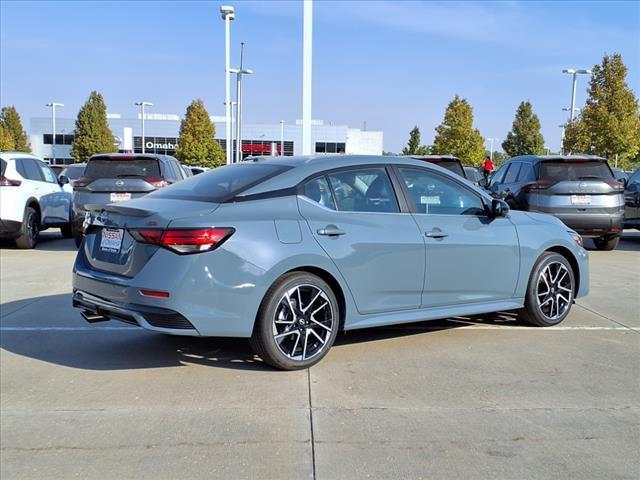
487,155 -> 625,250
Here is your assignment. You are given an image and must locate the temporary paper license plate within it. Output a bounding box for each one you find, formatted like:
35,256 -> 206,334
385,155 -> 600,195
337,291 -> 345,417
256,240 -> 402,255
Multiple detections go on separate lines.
571,195 -> 591,205
110,192 -> 131,202
100,228 -> 123,253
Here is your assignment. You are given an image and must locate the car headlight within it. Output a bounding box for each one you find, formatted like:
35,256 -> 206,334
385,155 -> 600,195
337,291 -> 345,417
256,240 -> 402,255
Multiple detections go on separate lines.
568,230 -> 583,247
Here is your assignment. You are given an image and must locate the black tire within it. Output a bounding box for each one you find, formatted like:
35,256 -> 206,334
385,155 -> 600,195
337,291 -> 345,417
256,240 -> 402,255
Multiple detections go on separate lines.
71,222 -> 83,248
519,252 -> 575,327
60,223 -> 74,239
593,235 -> 619,251
250,272 -> 340,370
15,207 -> 40,249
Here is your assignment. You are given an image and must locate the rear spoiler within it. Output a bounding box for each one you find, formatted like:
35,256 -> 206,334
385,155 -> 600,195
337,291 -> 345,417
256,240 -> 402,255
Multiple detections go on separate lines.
85,204 -> 154,217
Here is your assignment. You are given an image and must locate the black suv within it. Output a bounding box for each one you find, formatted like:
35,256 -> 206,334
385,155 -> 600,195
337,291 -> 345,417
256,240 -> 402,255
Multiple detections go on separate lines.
409,155 -> 467,179
486,155 -> 625,250
71,154 -> 188,247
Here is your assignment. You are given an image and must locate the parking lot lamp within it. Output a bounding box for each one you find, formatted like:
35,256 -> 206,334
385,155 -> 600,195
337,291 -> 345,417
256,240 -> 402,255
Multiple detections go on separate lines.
135,102 -> 153,153
232,43 -> 253,163
486,137 -> 498,161
220,5 -> 235,165
280,120 -> 285,156
45,103 -> 63,164
562,68 -> 591,122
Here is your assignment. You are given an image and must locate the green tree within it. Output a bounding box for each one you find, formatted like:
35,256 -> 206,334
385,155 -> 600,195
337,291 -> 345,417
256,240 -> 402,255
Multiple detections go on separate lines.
0,124 -> 16,150
401,126 -> 430,155
502,101 -> 545,157
485,150 -> 507,166
0,106 -> 30,152
432,95 -> 485,165
70,91 -> 117,162
562,53 -> 640,161
175,99 -> 224,168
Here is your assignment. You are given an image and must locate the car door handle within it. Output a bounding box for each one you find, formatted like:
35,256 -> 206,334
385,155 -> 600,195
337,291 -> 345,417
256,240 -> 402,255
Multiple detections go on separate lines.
317,226 -> 346,236
425,230 -> 448,239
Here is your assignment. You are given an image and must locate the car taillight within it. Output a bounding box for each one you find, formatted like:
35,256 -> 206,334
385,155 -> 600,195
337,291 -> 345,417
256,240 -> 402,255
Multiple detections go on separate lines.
523,180 -> 555,191
0,175 -> 21,186
605,180 -> 624,189
146,178 -> 172,188
129,227 -> 234,254
73,177 -> 93,187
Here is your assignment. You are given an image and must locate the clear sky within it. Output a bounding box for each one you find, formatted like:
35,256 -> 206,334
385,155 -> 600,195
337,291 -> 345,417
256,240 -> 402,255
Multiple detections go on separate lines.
1,0 -> 638,153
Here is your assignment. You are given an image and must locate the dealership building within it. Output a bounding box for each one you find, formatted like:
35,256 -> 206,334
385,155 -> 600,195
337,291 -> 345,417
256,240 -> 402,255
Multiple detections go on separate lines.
28,114 -> 383,164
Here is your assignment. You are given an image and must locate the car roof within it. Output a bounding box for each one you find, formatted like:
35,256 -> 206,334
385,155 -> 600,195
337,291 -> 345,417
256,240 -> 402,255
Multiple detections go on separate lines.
507,154 -> 607,163
0,152 -> 44,161
405,155 -> 461,161
239,154 -> 490,198
88,153 -> 175,162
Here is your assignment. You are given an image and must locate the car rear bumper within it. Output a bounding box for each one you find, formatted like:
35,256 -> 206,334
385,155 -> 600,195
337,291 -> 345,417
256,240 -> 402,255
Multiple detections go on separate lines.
529,210 -> 624,237
72,289 -> 200,335
0,219 -> 22,238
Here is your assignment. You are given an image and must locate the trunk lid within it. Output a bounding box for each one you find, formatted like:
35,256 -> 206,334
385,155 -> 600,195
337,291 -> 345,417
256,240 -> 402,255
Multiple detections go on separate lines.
82,197 -> 220,277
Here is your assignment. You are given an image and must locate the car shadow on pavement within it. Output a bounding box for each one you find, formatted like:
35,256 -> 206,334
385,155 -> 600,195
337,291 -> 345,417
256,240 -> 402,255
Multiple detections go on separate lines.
0,231 -> 78,252
1,294 -> 523,372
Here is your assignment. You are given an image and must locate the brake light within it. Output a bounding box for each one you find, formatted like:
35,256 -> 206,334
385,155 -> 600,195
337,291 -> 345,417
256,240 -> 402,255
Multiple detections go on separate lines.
523,180 -> 555,191
0,175 -> 21,186
73,177 -> 93,187
605,180 -> 623,189
146,178 -> 172,188
139,289 -> 170,298
129,227 -> 234,254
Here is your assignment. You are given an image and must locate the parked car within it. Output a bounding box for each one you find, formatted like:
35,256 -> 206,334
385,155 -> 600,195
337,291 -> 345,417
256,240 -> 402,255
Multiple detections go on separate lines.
59,163 -> 86,193
180,165 -> 193,178
71,154 -> 188,247
50,165 -> 65,176
189,166 -> 209,176
611,167 -> 629,183
409,155 -> 467,179
463,166 -> 483,185
1,152 -> 72,248
485,155 -> 624,251
72,155 -> 588,370
623,168 -> 640,230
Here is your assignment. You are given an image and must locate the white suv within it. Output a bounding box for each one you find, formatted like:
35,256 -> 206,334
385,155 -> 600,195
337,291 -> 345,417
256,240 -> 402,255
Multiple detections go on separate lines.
0,152 -> 73,248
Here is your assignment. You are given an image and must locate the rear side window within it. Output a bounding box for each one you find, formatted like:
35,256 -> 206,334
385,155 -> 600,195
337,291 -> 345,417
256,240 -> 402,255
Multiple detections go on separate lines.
84,158 -> 161,179
302,177 -> 336,210
1,159 -> 6,176
17,158 -> 44,181
438,161 -> 465,178
538,160 -> 614,181
327,168 -> 399,213
148,163 -> 290,203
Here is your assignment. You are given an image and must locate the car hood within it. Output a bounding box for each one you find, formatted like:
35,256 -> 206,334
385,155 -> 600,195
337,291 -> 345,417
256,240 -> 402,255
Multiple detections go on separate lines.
513,210 -> 568,229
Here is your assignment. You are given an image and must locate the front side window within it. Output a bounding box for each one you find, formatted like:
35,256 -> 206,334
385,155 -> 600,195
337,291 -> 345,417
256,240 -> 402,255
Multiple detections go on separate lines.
490,163 -> 509,186
627,169 -> 640,187
302,176 -> 336,210
517,163 -> 535,182
37,161 -> 58,183
503,163 -> 521,183
398,167 -> 485,216
327,168 -> 399,213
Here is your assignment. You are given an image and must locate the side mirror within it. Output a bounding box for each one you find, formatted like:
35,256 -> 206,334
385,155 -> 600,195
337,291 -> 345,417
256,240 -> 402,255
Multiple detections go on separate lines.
491,198 -> 509,217
478,178 -> 488,188
58,175 -> 70,185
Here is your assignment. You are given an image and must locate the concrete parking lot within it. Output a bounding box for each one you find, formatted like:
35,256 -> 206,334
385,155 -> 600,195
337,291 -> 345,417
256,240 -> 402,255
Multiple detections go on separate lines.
1,231 -> 639,480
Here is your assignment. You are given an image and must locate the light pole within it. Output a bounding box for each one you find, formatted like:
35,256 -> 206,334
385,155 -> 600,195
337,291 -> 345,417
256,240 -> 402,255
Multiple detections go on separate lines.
45,103 -> 63,164
559,124 -> 566,154
562,68 -> 591,122
302,0 -> 313,155
486,137 -> 498,161
220,5 -> 235,165
230,101 -> 237,160
280,120 -> 285,156
135,102 -> 153,153
231,43 -> 253,163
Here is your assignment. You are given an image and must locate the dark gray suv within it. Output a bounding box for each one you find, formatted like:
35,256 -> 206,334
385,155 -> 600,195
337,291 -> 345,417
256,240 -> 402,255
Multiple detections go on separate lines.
487,155 -> 625,250
71,154 -> 188,247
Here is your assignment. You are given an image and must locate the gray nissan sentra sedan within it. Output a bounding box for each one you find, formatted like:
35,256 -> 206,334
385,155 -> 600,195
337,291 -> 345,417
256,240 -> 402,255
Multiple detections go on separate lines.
72,155 -> 589,370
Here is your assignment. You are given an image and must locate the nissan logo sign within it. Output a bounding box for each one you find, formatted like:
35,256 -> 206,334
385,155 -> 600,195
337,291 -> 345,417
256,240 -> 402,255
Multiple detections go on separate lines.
115,180 -> 124,186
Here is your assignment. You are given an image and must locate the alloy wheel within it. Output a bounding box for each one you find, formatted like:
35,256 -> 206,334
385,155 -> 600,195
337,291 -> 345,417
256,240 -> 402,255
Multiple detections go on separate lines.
536,261 -> 573,321
272,284 -> 334,361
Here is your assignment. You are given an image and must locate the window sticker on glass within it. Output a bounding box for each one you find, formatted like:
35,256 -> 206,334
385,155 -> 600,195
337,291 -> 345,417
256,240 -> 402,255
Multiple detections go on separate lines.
421,195 -> 441,205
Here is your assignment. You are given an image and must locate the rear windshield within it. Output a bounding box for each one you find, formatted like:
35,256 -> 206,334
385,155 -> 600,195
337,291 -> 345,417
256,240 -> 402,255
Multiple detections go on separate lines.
61,165 -> 85,180
538,160 -> 614,182
435,160 -> 465,178
84,158 -> 161,179
1,159 -> 6,176
148,163 -> 291,203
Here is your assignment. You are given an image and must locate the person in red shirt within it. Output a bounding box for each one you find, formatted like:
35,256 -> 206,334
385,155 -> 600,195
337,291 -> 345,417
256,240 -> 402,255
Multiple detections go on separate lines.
482,155 -> 494,180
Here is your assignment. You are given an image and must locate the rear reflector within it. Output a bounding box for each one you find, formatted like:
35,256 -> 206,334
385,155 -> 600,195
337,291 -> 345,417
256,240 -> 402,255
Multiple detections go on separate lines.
139,289 -> 170,298
0,176 -> 21,186
129,227 -> 235,254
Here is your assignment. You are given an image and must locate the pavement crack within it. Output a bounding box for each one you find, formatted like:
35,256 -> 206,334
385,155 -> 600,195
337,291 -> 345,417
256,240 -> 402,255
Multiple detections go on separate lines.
307,367 -> 317,480
0,297 -> 44,320
575,303 -> 639,333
